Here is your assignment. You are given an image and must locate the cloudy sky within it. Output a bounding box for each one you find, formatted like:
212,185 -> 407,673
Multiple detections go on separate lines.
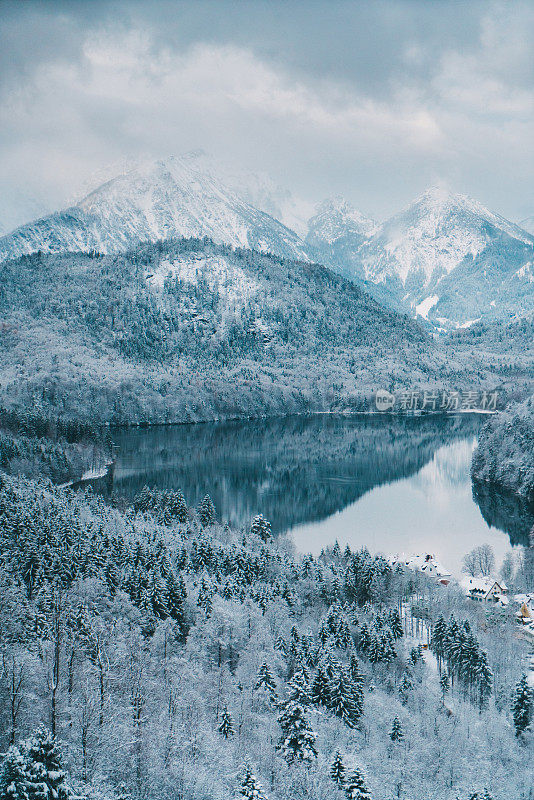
1,0 -> 533,229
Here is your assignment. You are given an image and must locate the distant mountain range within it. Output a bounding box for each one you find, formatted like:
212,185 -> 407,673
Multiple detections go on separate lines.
1,153 -> 532,330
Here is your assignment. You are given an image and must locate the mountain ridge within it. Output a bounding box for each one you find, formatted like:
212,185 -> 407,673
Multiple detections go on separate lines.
0,154 -> 311,263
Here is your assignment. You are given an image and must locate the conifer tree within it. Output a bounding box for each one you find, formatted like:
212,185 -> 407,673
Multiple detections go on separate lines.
474,652 -> 493,710
388,608 -> 404,640
134,486 -> 151,513
168,490 -> 188,523
287,669 -> 311,706
512,675 -> 533,737
197,576 -> 214,617
431,615 -> 447,672
349,653 -> 364,690
276,700 -> 317,765
166,571 -> 188,640
330,751 -> 345,788
329,672 -> 356,728
344,768 -> 372,800
399,672 -> 414,704
439,672 -> 450,704
198,495 -> 216,527
389,716 -> 404,742
250,515 -> 271,542
218,706 -> 235,738
22,726 -> 69,800
236,765 -> 268,800
0,746 -> 29,800
311,667 -> 330,707
255,663 -> 277,701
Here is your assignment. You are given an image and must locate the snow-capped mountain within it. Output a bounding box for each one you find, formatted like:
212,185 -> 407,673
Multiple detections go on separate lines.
302,197 -> 403,310
360,186 -> 533,289
308,187 -> 534,328
0,153 -> 310,263
305,196 -> 376,277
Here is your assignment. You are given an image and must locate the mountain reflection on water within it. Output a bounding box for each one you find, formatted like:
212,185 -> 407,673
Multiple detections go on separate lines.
108,414 -> 531,572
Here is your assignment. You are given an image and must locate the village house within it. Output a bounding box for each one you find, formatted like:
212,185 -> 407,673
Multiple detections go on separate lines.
392,553 -> 452,586
461,576 -> 508,605
513,593 -> 534,633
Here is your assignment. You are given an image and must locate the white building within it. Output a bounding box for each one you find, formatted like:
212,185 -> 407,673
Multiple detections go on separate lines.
461,576 -> 508,605
392,553 -> 452,586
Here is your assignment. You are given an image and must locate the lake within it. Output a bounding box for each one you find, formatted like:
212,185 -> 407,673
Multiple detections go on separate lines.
106,414 -> 533,577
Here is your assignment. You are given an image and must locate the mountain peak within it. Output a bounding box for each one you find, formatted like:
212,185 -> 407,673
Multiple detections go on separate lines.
411,186 -> 490,217
308,196 -> 377,241
360,185 -> 534,300
0,152 -> 311,263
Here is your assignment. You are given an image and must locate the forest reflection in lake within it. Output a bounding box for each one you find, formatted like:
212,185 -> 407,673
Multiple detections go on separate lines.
108,414 -> 532,576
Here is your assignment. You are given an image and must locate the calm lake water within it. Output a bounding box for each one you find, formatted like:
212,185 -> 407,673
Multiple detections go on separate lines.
106,414 -> 533,577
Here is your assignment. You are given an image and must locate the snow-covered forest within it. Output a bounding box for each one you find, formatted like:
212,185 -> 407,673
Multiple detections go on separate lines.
0,238 -> 531,426
472,395 -> 534,504
1,470 -> 533,800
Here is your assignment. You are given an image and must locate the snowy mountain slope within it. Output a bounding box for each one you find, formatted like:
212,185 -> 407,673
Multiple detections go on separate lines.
307,187 -> 534,327
360,187 -> 534,288
307,196 -> 377,250
302,197 -> 403,310
423,234 -> 534,328
0,154 -> 311,263
520,215 -> 534,235
305,196 -> 376,278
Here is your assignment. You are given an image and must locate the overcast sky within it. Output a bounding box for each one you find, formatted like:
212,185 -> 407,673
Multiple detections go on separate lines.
1,0 -> 533,229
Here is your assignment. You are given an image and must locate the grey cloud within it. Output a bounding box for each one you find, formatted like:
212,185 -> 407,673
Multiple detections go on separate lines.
0,0 -> 532,227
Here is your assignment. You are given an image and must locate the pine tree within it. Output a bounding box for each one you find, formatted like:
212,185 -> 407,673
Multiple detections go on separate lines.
311,667 -> 330,707
235,765 -> 268,800
439,672 -> 450,704
389,716 -> 404,742
144,569 -> 169,619
21,726 -> 69,800
276,700 -> 317,765
358,623 -> 371,653
388,608 -> 404,640
255,663 -> 277,700
0,746 -> 30,800
168,490 -> 188,523
329,672 -> 356,728
330,751 -> 345,788
474,651 -> 493,710
218,706 -> 235,738
197,576 -> 214,617
349,653 -> 364,690
287,669 -> 311,706
166,571 -> 188,640
512,675 -> 533,737
431,615 -> 447,672
344,768 -> 372,800
250,515 -> 271,542
198,495 -> 215,527
134,486 -> 151,513
399,672 -> 414,704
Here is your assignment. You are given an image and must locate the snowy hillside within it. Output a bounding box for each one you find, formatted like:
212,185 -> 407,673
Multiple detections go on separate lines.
0,154 -> 311,263
472,394 -> 534,503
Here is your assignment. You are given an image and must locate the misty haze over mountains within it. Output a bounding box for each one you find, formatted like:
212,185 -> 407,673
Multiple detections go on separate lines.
1,150 -> 533,331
